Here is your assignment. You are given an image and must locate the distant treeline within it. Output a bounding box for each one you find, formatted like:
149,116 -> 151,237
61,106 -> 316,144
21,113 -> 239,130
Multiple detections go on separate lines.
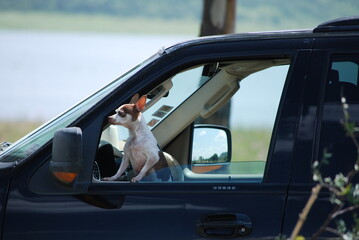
1,0 -> 358,34
1,0 -> 358,23
193,152 -> 228,164
0,0 -> 202,20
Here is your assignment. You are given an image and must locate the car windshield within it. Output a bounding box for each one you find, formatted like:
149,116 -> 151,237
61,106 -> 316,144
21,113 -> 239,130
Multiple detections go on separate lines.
0,54 -> 159,163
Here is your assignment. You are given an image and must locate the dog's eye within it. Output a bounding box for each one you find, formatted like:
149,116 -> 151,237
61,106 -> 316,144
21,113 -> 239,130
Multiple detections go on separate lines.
117,111 -> 126,118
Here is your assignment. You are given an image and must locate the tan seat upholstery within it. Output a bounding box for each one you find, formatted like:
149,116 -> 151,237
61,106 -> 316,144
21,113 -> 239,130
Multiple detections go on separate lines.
163,152 -> 184,181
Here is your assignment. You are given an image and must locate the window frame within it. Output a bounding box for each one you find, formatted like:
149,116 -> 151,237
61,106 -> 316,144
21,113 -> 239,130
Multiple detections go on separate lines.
96,56 -> 296,186
314,52 -> 359,180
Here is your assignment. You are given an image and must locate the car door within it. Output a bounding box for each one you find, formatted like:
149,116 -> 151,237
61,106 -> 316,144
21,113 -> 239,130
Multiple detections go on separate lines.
3,38 -> 312,239
87,56 -> 297,239
282,36 -> 359,238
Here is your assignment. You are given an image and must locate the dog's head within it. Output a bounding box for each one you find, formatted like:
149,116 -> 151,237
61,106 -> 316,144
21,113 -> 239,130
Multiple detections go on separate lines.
108,94 -> 146,127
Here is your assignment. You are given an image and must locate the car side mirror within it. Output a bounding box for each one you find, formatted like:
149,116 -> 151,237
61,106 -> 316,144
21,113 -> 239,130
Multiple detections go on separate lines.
191,124 -> 232,173
29,127 -> 91,194
50,127 -> 83,186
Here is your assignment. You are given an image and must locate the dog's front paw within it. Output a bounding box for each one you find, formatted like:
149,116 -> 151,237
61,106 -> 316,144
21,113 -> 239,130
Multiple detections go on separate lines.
131,175 -> 142,183
102,176 -> 117,181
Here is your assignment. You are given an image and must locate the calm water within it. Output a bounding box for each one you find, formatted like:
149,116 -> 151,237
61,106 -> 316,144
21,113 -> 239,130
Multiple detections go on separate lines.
0,30 -> 189,120
0,30 -> 285,128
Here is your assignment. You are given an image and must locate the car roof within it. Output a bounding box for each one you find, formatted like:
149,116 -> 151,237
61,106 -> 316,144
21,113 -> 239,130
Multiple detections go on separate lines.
163,16 -> 359,54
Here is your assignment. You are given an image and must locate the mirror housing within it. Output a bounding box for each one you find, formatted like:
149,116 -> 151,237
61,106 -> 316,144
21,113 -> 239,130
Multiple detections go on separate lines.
29,127 -> 89,194
50,127 -> 83,186
191,124 -> 232,174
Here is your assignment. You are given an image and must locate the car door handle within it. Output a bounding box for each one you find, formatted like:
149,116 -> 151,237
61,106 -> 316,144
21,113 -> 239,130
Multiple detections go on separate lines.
197,213 -> 252,238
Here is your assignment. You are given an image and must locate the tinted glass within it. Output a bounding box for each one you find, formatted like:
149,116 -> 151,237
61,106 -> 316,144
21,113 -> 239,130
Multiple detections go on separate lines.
318,54 -> 359,180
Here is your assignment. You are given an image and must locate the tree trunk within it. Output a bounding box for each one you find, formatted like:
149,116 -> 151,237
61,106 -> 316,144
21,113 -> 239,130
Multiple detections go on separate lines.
200,0 -> 236,36
197,0 -> 236,127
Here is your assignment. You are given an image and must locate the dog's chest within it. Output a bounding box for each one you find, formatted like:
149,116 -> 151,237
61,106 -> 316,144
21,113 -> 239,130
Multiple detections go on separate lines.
125,136 -> 158,170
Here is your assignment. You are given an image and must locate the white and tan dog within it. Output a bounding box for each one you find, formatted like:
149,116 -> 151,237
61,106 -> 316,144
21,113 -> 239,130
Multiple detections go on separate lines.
102,94 -> 170,182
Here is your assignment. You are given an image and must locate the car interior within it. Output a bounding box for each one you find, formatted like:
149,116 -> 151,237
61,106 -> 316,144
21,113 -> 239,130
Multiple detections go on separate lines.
93,58 -> 291,182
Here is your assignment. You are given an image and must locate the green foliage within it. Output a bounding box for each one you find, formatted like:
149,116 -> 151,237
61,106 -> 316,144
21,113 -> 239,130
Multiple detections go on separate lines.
0,0 -> 202,20
0,0 -> 357,23
0,0 -> 358,34
232,128 -> 271,162
0,11 -> 199,34
306,98 -> 359,239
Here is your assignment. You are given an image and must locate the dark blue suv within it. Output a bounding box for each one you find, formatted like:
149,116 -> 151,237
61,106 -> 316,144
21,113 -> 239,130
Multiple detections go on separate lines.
1,17 -> 359,239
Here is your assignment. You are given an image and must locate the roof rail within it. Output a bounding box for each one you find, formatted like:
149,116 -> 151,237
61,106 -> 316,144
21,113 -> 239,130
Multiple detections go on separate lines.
314,16 -> 359,33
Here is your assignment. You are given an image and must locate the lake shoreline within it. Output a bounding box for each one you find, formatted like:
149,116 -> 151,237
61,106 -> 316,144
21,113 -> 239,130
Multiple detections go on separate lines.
0,11 -> 200,35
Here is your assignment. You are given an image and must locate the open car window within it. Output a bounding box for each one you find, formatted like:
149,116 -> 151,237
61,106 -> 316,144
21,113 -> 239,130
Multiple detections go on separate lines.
98,58 -> 291,183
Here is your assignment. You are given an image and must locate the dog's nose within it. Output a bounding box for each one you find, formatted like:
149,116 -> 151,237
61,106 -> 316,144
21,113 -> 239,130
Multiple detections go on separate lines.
108,116 -> 114,124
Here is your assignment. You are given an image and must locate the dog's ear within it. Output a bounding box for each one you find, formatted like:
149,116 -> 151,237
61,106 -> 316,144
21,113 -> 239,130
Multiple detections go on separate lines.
135,95 -> 147,112
130,93 -> 139,104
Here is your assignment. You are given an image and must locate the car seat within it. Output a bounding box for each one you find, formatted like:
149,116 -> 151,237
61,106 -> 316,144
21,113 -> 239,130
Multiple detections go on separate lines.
163,152 -> 184,181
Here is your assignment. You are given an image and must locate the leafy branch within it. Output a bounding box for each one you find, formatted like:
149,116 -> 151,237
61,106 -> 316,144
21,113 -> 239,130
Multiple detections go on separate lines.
290,96 -> 359,240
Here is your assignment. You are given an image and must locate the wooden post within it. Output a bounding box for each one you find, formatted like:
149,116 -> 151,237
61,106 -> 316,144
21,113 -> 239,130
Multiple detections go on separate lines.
198,0 -> 236,127
200,0 -> 236,36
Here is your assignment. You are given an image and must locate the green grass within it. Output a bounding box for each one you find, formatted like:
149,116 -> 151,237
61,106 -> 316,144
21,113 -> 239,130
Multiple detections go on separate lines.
0,121 -> 272,165
231,128 -> 272,162
0,11 -> 199,35
0,121 -> 271,180
0,121 -> 43,143
1,9 -> 357,36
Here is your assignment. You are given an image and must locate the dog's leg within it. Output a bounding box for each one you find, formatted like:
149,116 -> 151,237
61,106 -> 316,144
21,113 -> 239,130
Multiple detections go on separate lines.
131,156 -> 158,183
102,156 -> 129,181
